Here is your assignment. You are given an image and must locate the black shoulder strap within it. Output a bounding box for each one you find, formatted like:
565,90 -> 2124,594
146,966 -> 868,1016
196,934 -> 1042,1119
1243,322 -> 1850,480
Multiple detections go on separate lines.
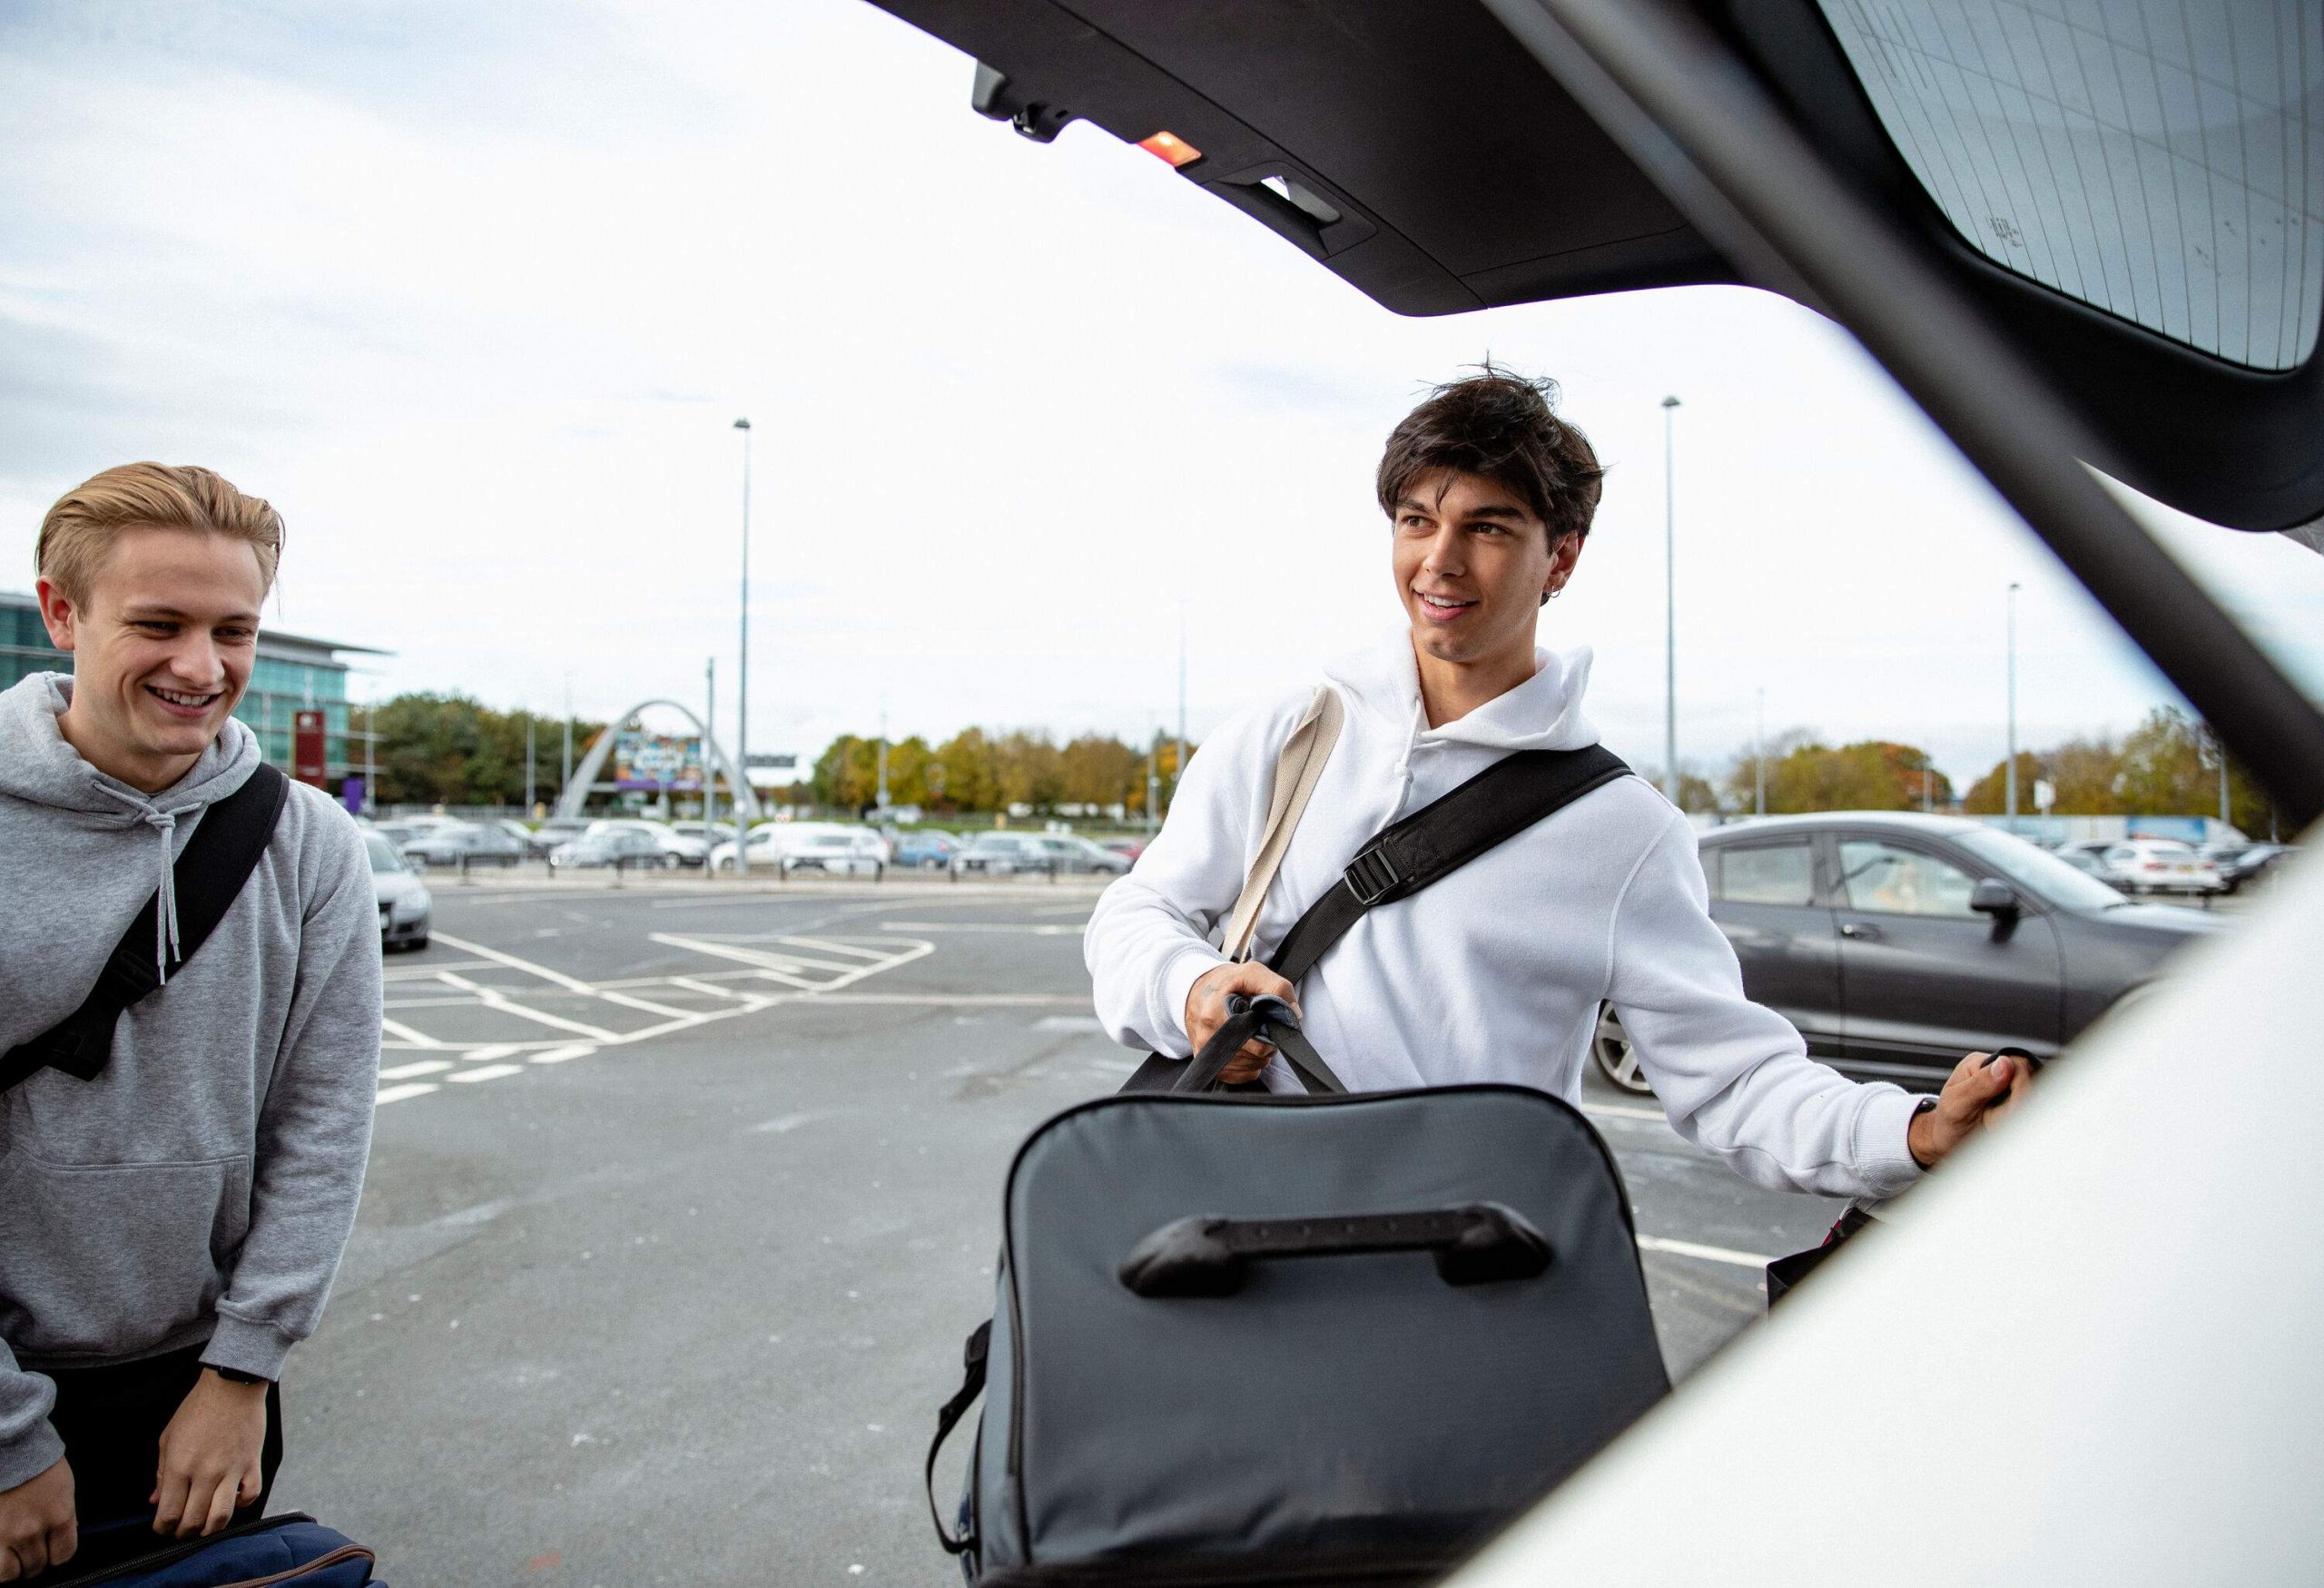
1265,743 -> 1630,982
1120,744 -> 1630,1094
0,762 -> 291,1094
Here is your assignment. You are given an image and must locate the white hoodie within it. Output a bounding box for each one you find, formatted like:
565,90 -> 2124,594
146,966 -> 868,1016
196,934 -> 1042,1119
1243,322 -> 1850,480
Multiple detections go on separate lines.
1084,629 -> 1925,1201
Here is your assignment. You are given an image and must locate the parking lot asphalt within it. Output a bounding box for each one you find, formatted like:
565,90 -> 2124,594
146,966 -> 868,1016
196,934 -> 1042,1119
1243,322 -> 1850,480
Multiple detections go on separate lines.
280,878 -> 1848,1586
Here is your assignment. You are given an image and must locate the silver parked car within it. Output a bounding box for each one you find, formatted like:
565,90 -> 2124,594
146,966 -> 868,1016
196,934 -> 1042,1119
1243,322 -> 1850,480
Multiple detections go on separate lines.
366,833 -> 430,952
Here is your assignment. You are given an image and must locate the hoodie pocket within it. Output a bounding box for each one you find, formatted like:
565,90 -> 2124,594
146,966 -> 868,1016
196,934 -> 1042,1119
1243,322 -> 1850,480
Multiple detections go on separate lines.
0,1151 -> 252,1359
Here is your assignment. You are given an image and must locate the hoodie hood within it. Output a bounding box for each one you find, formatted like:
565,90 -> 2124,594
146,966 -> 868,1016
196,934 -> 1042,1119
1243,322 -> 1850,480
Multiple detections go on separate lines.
1323,627 -> 1600,753
0,672 -> 262,980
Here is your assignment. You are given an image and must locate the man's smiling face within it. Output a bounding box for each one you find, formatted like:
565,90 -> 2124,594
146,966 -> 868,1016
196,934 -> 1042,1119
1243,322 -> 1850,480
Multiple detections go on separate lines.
1392,468 -> 1579,672
38,526 -> 265,792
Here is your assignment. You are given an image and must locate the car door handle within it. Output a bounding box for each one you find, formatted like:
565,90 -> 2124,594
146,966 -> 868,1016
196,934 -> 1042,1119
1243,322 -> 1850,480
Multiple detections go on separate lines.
1839,922 -> 1882,941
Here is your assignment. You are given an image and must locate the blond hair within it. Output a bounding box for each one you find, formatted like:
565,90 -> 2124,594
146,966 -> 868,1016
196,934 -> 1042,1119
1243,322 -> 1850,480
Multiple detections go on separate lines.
36,463 -> 284,604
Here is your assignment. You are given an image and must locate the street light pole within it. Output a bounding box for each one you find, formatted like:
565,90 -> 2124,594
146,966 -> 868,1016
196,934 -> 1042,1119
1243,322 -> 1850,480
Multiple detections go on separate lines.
524,710 -> 536,814
734,416 -> 753,860
1175,606 -> 1188,817
561,673 -> 573,807
876,702 -> 890,812
1754,685 -> 1766,817
1661,395 -> 1681,804
704,656 -> 718,865
2006,581 -> 2021,824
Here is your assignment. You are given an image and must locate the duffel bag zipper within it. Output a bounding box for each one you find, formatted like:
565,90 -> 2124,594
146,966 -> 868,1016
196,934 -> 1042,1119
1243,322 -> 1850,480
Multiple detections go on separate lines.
218,1544 -> 377,1587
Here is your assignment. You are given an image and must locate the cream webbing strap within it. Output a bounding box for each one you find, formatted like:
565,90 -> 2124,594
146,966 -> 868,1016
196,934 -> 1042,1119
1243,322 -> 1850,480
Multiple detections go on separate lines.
1220,685 -> 1345,962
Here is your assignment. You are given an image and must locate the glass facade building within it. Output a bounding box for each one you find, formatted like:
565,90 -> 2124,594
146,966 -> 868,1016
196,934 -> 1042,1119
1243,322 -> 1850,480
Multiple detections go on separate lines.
2,590 -> 383,781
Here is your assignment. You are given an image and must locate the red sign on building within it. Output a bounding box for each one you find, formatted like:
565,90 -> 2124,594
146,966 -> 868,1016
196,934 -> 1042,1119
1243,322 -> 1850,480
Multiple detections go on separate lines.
293,710 -> 328,787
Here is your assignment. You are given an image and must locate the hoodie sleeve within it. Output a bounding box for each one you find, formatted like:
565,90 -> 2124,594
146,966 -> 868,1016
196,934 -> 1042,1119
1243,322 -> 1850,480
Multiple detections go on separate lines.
0,1340 -> 63,1493
1084,703 -> 1286,1059
1607,814 -> 1925,1200
202,804 -> 381,1380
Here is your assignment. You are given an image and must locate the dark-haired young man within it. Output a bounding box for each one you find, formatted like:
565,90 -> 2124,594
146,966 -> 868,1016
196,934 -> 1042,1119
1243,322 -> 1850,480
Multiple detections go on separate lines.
1086,371 -> 2024,1198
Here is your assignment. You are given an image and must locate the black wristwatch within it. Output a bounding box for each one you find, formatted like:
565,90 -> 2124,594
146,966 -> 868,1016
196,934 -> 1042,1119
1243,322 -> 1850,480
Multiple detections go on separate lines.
209,1366 -> 270,1386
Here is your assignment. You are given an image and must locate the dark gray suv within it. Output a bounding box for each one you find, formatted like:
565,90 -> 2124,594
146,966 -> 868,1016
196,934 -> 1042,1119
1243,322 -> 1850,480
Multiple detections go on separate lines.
1594,812 -> 2227,1095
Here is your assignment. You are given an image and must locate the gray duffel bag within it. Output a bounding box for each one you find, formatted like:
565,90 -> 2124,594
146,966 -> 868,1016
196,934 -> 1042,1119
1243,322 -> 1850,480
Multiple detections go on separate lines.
925,1002 -> 1669,1586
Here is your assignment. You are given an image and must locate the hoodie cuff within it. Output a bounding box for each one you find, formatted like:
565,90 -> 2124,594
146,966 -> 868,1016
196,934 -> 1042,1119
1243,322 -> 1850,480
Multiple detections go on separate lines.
0,1417 -> 64,1495
1852,1086 -> 1928,1203
1158,945 -> 1228,1058
202,1314 -> 296,1383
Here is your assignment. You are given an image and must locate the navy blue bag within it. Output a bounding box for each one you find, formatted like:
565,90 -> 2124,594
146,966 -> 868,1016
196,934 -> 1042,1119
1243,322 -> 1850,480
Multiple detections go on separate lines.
54,1514 -> 379,1587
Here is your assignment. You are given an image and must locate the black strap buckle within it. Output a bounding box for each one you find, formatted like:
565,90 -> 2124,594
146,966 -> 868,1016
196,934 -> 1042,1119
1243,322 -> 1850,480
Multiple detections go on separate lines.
1343,843 -> 1402,906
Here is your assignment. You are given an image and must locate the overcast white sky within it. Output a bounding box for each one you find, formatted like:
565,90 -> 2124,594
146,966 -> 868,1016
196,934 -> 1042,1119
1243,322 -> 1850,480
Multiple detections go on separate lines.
4,0 -> 2319,790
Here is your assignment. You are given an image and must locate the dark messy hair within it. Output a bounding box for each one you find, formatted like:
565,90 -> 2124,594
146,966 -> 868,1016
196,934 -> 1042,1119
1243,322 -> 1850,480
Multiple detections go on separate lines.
1375,365 -> 1606,543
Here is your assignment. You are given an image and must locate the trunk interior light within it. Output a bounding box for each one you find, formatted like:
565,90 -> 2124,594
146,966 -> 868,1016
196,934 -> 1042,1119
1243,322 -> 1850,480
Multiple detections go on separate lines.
1137,130 -> 1202,168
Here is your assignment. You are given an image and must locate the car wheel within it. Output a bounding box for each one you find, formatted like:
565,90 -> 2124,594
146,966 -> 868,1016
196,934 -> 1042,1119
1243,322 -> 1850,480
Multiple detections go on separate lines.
1591,1003 -> 1654,1095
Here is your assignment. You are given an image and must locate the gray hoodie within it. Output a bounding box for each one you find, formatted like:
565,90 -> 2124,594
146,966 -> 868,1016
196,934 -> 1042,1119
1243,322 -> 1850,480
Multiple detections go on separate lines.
0,673 -> 380,1490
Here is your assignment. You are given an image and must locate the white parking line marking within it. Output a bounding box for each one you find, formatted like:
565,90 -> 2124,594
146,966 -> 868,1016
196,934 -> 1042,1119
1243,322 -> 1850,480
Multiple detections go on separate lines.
379,1018 -> 444,1049
669,977 -> 746,1000
379,1060 -> 455,1081
448,1063 -> 526,1083
878,922 -> 1083,935
1635,1235 -> 1771,1268
462,1044 -> 519,1062
528,1044 -> 596,1064
429,931 -> 599,994
434,972 -> 622,1041
374,1082 -> 440,1106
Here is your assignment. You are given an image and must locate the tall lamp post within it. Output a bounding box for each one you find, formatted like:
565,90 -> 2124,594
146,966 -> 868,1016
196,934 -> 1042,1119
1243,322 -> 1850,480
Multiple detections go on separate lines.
704,656 -> 718,862
1754,685 -> 1767,817
2005,581 -> 2021,824
1660,395 -> 1681,804
734,416 -> 753,862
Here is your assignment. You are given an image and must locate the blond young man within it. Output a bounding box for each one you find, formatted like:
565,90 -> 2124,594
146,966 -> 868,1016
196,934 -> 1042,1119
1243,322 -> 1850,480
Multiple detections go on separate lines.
0,466 -> 380,1581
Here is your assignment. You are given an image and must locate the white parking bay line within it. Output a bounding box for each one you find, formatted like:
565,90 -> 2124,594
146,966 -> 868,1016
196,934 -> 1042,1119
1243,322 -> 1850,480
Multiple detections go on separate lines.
1582,1102 -> 1668,1124
379,1060 -> 455,1081
528,1044 -> 596,1064
375,1082 -> 440,1106
1635,1234 -> 1771,1269
878,922 -> 1083,935
462,1044 -> 520,1062
379,1018 -> 444,1050
428,931 -> 599,993
447,1063 -> 526,1083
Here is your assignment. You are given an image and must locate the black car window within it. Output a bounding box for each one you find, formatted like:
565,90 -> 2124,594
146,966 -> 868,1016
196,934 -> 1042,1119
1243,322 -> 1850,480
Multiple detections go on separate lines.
1837,839 -> 1980,918
1714,841 -> 1817,906
1817,0 -> 2322,370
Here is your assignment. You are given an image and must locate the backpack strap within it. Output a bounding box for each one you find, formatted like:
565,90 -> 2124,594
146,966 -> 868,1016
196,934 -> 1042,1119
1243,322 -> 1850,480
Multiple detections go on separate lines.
924,1319 -> 990,1556
1265,743 -> 1630,983
1218,686 -> 1344,962
1121,743 -> 1631,1093
0,763 -> 290,1095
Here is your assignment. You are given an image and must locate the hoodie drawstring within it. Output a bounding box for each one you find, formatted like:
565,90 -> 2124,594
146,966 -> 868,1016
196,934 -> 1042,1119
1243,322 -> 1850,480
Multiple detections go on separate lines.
95,786 -> 184,983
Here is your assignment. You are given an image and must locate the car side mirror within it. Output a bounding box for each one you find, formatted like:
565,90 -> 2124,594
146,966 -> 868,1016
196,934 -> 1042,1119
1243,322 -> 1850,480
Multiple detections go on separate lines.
1970,878 -> 2021,918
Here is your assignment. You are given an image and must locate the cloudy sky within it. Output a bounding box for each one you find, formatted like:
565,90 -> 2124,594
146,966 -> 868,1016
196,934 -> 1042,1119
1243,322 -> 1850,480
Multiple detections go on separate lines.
4,0 -> 2319,791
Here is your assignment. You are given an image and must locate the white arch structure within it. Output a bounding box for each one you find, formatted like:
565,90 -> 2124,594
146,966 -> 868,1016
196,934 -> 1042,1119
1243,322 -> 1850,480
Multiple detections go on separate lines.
557,698 -> 761,821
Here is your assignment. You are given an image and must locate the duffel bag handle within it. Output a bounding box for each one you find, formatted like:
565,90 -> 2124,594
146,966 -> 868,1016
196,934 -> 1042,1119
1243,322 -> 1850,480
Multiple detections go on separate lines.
1176,993 -> 1346,1096
924,1320 -> 990,1556
1118,1201 -> 1551,1298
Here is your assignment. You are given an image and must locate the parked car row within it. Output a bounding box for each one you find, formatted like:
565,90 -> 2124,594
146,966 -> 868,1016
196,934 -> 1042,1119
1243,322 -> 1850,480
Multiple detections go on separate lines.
359,812 -> 1156,883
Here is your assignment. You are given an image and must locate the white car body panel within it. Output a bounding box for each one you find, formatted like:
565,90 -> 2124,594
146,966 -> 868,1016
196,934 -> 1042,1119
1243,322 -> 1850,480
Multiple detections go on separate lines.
1452,838 -> 2319,1587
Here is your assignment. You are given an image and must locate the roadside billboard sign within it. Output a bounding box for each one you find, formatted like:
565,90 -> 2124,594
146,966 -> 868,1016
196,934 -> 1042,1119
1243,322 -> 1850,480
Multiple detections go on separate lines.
613,731 -> 703,792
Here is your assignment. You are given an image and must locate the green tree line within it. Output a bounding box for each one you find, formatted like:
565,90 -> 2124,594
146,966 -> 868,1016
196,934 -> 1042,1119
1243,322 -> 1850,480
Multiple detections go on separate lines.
362,694 -> 606,807
811,728 -> 1188,816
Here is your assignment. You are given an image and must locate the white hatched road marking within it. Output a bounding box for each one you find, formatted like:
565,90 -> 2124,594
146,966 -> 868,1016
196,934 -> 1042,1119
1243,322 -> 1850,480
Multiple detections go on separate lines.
1635,1234 -> 1772,1268
377,931 -> 932,1104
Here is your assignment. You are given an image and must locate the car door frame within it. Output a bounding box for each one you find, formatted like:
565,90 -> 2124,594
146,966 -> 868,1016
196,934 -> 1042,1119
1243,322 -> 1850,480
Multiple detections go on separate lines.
1701,830 -> 1846,1059
1822,827 -> 2065,1087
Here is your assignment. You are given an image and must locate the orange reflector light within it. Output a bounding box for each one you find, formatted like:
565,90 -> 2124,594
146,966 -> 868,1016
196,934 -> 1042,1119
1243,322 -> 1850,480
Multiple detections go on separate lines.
1137,130 -> 1202,168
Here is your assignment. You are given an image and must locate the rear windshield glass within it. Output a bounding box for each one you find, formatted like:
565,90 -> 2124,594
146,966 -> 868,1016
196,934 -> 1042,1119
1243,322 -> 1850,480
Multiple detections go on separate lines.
1818,0 -> 2324,370
363,835 -> 404,873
